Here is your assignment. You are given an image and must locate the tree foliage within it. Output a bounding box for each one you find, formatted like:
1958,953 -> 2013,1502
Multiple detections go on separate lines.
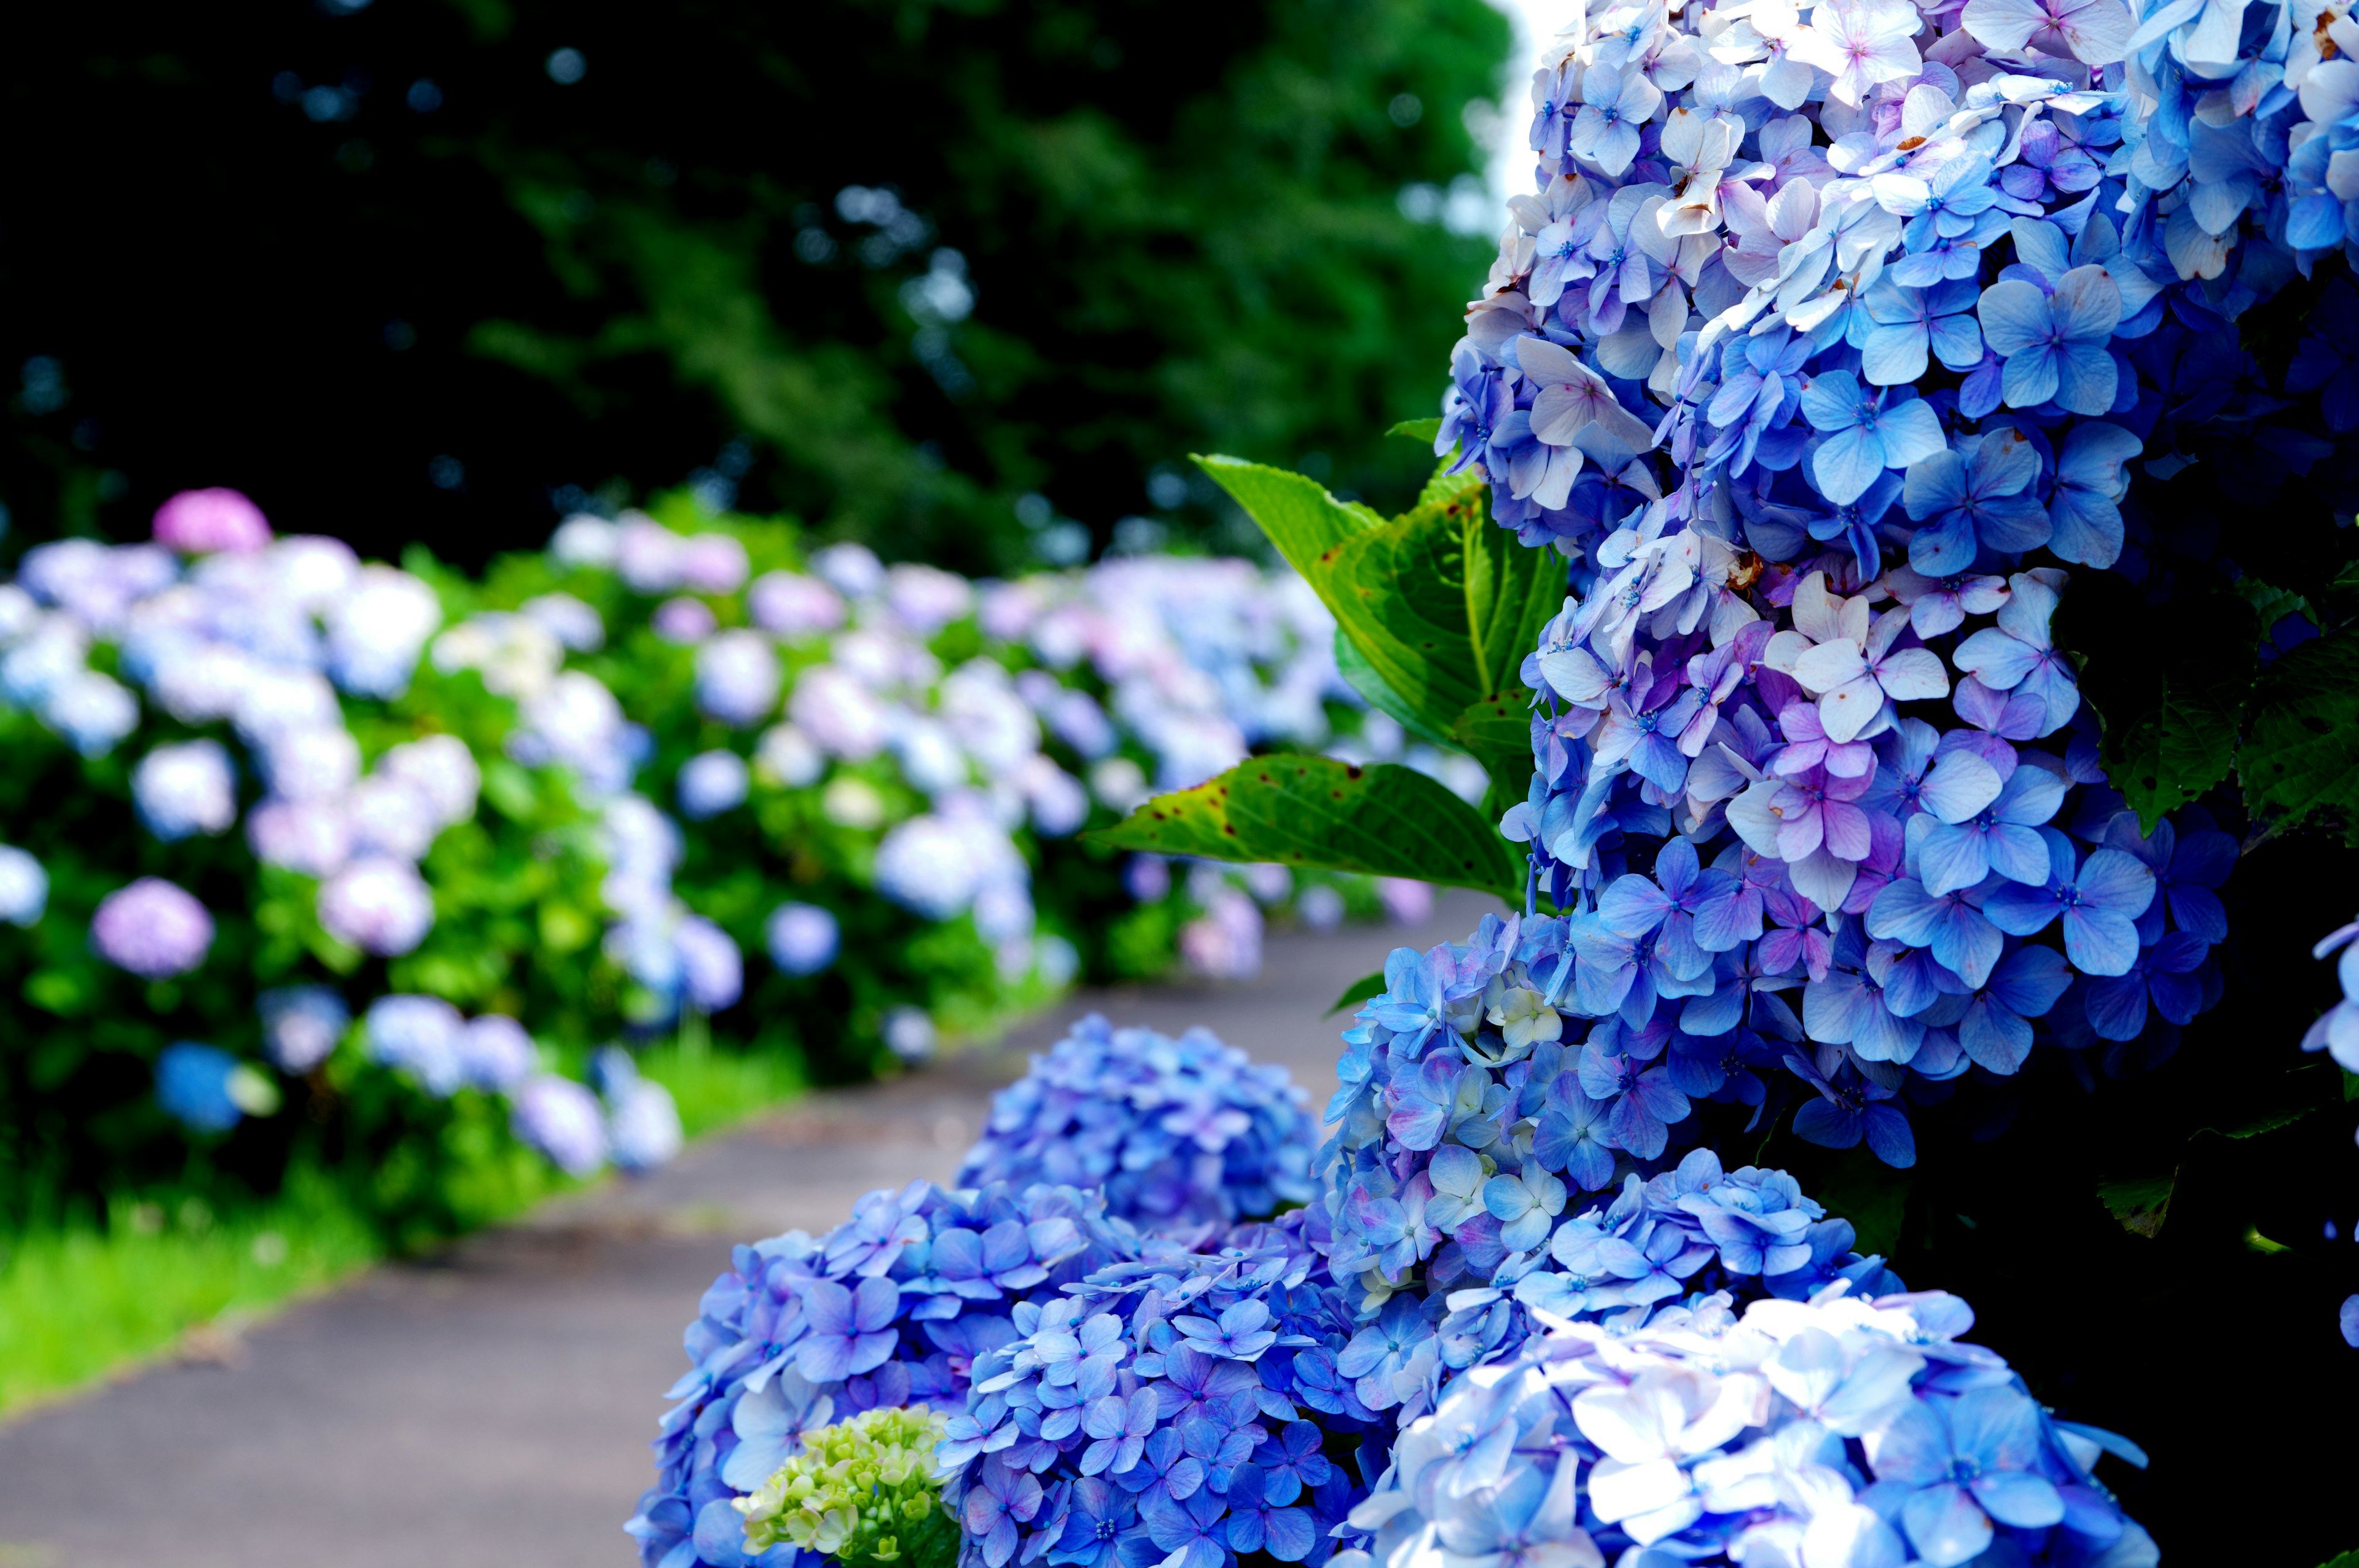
1,0 -> 1508,570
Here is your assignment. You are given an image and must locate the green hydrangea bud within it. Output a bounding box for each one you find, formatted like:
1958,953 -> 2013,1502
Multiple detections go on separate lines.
734,1405 -> 957,1568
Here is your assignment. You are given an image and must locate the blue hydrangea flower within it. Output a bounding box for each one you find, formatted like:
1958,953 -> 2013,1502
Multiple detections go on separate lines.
959,1015 -> 1315,1230
629,1181 -> 1141,1568
940,1217 -> 1372,1568
1345,1285 -> 2151,1568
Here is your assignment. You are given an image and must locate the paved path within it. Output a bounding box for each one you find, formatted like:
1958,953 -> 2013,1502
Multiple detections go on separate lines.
0,893 -> 1500,1568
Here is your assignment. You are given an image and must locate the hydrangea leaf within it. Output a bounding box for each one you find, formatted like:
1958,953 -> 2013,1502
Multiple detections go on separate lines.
2082,582 -> 2258,832
2238,630 -> 2359,832
1387,418 -> 1443,443
1081,776 -> 1241,859
2108,675 -> 2248,833
1451,692 -> 1534,771
1327,492 -> 1563,736
2097,1171 -> 2175,1238
1093,757 -> 1519,895
1192,454 -> 1382,582
1327,970 -> 1387,1017
1336,630 -> 1454,749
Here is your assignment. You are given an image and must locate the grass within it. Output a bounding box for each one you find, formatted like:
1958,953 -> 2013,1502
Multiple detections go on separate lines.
0,1168 -> 380,1418
638,1015 -> 810,1139
0,1028 -> 815,1422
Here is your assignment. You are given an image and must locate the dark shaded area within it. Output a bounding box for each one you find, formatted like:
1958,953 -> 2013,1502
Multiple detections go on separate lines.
1,0 -> 1508,572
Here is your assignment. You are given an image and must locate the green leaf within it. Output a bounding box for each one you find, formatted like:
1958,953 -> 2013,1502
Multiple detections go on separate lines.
2110,676 -> 2249,832
2311,1551 -> 2359,1568
1335,630 -> 1453,749
2240,629 -> 2359,832
1327,970 -> 1387,1017
1192,454 -> 1380,583
1090,755 -> 1519,895
1074,775 -> 1240,859
2236,576 -> 2317,639
2097,1172 -> 2176,1238
1452,692 -> 1535,754
1460,503 -> 1567,702
1202,451 -> 1560,743
2345,1068 -> 2358,1102
2194,1104 -> 2315,1140
1328,493 -> 1563,736
1415,455 -> 1485,510
1810,1147 -> 1909,1257
1387,418 -> 1442,443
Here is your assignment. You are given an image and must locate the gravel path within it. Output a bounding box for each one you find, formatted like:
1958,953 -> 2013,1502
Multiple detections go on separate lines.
0,892 -> 1498,1568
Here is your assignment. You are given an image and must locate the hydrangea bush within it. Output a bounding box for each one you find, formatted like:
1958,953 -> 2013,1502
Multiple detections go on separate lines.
628,1178 -> 1144,1568
968,0 -> 2359,1551
0,492 -> 1436,1231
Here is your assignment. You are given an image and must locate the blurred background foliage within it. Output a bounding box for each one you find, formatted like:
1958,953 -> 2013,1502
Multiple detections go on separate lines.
2,0 -> 1511,572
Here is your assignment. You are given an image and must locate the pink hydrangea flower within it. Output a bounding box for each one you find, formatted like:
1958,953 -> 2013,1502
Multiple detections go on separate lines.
152,488 -> 272,555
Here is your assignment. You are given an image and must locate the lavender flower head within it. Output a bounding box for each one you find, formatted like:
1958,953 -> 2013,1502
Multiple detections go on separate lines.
765,901 -> 840,976
654,596 -> 719,644
258,985 -> 350,1074
628,1179 -> 1141,1568
1348,1284 -> 2151,1568
133,739 -> 239,842
318,856 -> 436,956
90,876 -> 214,978
152,488 -> 272,555
458,1014 -> 539,1093
594,1046 -> 685,1172
325,566 -> 442,699
960,1013 -> 1316,1230
696,630 -> 782,727
678,750 -> 751,820
749,571 -> 846,638
367,994 -> 467,1096
0,844 -> 49,927
677,915 -> 746,1013
511,1073 -> 610,1176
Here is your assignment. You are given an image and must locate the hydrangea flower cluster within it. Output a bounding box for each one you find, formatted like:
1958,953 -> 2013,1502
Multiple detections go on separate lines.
0,512 -> 478,969
1401,0 -> 2322,1173
1326,1142 -> 1904,1413
88,876 -> 215,979
630,1180 -> 1141,1568
1344,1284 -> 2152,1568
957,1014 -> 1317,1231
936,1217 -> 1377,1568
735,1404 -> 958,1567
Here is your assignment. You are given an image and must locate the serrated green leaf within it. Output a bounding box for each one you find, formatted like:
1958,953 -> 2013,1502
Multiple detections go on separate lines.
2097,1171 -> 2175,1238
1192,454 -> 1381,583
1329,493 -> 1564,735
1080,776 -> 1239,859
1452,692 -> 1535,775
1327,970 -> 1387,1017
1200,451 -> 1561,742
1090,755 -> 1519,895
2312,1550 -> 2359,1568
1218,755 -> 1520,894
2090,587 -> 2258,833
2236,575 -> 2317,639
1387,418 -> 1442,443
1463,505 -> 1566,703
2195,1104 -> 2315,1139
1415,456 -> 1484,510
1336,630 -> 1453,749
2111,676 -> 2248,832
2239,630 -> 2359,830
